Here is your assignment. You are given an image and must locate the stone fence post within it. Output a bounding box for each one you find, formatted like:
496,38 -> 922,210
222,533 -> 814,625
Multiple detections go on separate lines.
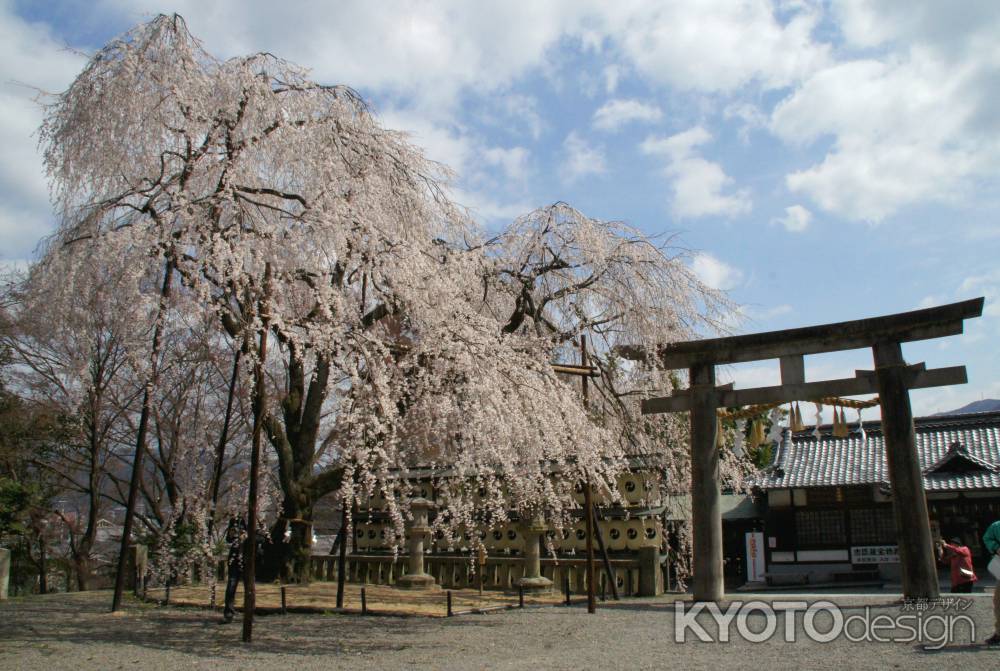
638,546 -> 662,596
0,548 -> 9,600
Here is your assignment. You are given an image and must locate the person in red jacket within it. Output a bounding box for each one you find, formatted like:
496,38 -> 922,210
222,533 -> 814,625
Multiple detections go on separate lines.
936,538 -> 977,593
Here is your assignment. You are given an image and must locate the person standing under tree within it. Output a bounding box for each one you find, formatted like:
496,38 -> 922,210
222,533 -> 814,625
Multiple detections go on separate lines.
936,538 -> 977,593
222,516 -> 246,624
984,519 -> 1000,646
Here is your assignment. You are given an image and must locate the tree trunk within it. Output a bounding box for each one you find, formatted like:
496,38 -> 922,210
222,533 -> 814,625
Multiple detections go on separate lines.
259,498 -> 315,582
74,555 -> 95,591
257,346 -> 337,583
37,537 -> 48,595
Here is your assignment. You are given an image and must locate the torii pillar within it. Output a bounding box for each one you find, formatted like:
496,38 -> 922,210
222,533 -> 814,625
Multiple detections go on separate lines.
624,297 -> 984,602
873,341 -> 938,598
689,363 -> 723,602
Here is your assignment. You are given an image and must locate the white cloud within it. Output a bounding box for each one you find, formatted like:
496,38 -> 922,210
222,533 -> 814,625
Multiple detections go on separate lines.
832,0 -> 1000,56
690,253 -> 743,291
14,1 -> 997,238
379,109 -> 533,224
602,64 -> 622,94
592,98 -> 662,132
449,187 -> 532,225
500,94 -> 544,140
481,146 -> 531,182
723,101 -> 767,142
917,294 -> 943,309
90,1 -> 834,117
100,0 -> 585,116
773,205 -> 812,233
771,3 -> 1000,222
958,270 -> 1000,318
641,127 -> 752,218
742,303 -> 793,322
559,131 -> 606,184
380,110 -> 474,175
0,5 -> 87,262
601,0 -> 829,93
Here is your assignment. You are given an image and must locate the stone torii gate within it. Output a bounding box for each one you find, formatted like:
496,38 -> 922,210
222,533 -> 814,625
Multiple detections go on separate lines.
628,297 -> 984,601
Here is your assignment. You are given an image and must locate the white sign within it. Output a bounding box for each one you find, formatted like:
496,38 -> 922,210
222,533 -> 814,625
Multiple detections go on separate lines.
745,531 -> 766,582
851,545 -> 899,564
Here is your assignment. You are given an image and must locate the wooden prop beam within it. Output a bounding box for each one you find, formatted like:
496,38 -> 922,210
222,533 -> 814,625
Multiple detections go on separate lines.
551,363 -> 599,377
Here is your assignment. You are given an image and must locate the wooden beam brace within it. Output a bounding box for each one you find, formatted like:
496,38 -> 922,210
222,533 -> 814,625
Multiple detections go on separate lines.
641,365 -> 967,414
550,364 -> 600,377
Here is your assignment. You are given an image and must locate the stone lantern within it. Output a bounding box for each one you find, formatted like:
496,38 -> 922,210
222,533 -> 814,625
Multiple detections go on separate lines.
518,515 -> 553,592
396,498 -> 438,590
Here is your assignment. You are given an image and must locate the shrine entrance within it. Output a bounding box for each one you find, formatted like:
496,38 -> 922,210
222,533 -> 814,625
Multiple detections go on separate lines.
628,297 -> 984,601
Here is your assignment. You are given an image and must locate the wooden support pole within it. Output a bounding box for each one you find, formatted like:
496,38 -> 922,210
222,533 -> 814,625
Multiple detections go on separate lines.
242,264 -> 272,644
208,348 -> 242,539
336,504 -> 348,609
873,341 -> 939,600
584,481 -> 596,614
111,258 -> 174,613
591,503 -> 620,600
689,363 -> 723,602
580,335 -> 597,614
361,586 -> 367,615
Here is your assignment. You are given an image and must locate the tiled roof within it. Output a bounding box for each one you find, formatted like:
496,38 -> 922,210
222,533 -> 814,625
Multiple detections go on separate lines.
752,411 -> 1000,491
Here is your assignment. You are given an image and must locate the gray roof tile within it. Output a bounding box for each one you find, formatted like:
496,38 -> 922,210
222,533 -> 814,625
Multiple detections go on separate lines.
752,411 -> 1000,491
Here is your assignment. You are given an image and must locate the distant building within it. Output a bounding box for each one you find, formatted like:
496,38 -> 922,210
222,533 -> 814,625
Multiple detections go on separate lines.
749,411 -> 1000,585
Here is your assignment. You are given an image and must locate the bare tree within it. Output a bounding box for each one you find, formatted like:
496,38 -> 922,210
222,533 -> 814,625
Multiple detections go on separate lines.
2,266 -> 138,590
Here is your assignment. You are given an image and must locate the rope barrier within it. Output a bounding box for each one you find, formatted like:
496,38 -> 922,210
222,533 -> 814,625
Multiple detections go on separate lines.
718,395 -> 879,420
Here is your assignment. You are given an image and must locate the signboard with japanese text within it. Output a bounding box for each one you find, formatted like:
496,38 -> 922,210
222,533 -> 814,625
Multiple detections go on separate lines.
851,545 -> 899,564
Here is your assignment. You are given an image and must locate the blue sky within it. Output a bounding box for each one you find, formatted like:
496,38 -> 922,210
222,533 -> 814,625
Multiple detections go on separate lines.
2,1 -> 998,418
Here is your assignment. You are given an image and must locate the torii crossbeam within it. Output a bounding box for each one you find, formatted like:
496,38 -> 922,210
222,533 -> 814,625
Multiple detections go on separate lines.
625,297 -> 984,601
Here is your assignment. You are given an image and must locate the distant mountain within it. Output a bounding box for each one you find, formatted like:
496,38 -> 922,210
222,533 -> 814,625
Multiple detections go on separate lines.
938,399 -> 1000,415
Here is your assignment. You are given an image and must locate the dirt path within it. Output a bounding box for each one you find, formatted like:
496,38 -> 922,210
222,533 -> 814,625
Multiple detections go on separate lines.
1,590 -> 998,670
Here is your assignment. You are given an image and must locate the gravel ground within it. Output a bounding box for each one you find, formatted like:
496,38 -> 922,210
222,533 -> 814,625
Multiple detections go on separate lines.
1,590 -> 998,670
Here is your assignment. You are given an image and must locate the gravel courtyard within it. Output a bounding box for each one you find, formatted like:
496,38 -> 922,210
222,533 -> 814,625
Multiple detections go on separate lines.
1,590 -> 998,670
